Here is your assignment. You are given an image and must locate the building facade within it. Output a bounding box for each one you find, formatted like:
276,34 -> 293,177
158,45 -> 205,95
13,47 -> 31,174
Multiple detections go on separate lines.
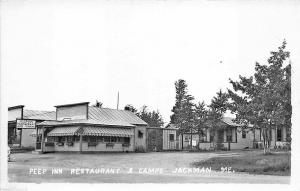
166,117 -> 290,150
8,105 -> 56,148
9,102 -> 148,153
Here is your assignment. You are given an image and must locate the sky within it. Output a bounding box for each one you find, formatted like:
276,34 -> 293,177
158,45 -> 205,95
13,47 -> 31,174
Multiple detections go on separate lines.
1,0 -> 300,125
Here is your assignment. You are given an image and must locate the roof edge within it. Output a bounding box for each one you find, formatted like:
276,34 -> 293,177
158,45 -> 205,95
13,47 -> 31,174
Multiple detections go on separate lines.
8,105 -> 25,111
54,102 -> 90,108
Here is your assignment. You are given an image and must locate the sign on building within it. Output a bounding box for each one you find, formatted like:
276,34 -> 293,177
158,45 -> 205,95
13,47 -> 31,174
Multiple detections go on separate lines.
16,119 -> 36,129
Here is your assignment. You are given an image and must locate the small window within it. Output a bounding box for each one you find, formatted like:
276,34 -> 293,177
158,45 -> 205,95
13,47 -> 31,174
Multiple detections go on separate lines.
124,137 -> 130,143
111,137 -> 117,142
104,136 -> 110,142
169,134 -> 174,141
59,137 -> 65,142
242,131 -> 246,139
184,136 -> 189,142
47,137 -> 54,142
89,136 -> 97,143
227,135 -> 232,142
67,136 -> 74,142
97,136 -> 104,142
75,136 -> 80,142
82,136 -> 87,142
138,130 -> 143,138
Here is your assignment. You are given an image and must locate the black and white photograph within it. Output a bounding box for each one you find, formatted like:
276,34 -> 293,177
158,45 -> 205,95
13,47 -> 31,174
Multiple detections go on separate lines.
1,0 -> 300,190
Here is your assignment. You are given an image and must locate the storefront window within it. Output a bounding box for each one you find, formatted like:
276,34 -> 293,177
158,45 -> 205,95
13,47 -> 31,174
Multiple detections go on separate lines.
104,136 -> 110,142
124,137 -> 130,143
89,136 -> 97,142
97,136 -> 104,142
67,136 -> 74,142
75,136 -> 80,142
111,137 -> 117,142
58,137 -> 65,143
47,137 -> 55,142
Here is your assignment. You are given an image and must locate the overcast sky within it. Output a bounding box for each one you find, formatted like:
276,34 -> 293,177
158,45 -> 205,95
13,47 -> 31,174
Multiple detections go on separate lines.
2,0 -> 300,125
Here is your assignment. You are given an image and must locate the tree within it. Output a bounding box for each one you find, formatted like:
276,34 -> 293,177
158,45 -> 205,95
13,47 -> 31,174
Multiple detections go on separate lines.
207,89 -> 229,149
170,79 -> 196,150
124,104 -> 137,113
227,40 -> 291,154
136,105 -> 164,127
93,100 -> 103,108
194,101 -> 209,149
170,79 -> 188,124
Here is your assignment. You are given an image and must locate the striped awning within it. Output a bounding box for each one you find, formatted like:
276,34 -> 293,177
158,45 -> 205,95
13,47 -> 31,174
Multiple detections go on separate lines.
47,126 -> 81,136
82,127 -> 134,137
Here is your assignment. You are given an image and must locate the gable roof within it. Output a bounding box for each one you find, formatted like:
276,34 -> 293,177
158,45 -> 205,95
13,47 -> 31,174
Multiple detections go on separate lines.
37,107 -> 148,127
88,107 -> 147,126
37,118 -> 135,127
23,110 -> 56,121
166,117 -> 246,129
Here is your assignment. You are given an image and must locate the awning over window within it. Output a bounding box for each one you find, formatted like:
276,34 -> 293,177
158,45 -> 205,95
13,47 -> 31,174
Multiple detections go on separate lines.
82,127 -> 134,137
47,126 -> 81,136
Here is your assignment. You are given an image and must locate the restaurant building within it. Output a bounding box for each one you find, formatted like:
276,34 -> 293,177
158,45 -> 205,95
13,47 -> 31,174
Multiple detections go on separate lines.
33,102 -> 148,153
8,105 -> 56,148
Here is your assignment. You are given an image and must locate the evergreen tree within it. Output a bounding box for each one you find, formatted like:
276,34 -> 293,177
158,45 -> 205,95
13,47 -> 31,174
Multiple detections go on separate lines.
136,105 -> 164,127
170,79 -> 196,149
194,101 -> 209,148
208,89 -> 228,148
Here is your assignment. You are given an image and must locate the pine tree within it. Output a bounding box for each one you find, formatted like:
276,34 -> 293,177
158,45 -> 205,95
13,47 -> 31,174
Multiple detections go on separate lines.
208,89 -> 228,149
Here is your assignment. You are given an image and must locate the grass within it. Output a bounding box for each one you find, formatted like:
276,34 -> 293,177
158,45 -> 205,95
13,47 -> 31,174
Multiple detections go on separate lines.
191,151 -> 291,176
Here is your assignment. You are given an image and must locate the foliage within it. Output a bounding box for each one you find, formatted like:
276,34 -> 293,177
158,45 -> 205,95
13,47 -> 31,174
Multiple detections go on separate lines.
170,79 -> 196,134
136,105 -> 164,127
92,100 -> 103,108
124,104 -> 138,113
227,40 -> 291,153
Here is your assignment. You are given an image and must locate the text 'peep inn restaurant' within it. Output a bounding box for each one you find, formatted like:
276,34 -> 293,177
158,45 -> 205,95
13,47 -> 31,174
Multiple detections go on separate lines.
8,102 -> 150,153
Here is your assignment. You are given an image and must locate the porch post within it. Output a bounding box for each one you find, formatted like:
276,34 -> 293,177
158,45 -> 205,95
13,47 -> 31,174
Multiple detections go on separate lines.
79,134 -> 83,153
35,127 -> 38,150
41,127 -> 45,153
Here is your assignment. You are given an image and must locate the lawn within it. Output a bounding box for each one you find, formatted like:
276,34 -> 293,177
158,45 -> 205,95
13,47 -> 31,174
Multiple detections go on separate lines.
191,150 -> 291,176
7,150 -> 290,183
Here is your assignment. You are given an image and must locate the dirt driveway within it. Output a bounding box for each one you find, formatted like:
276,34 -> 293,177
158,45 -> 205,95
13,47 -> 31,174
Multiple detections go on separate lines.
8,151 -> 290,183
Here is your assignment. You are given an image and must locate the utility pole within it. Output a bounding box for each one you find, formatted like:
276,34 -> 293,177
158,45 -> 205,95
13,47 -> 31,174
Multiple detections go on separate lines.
117,91 -> 119,110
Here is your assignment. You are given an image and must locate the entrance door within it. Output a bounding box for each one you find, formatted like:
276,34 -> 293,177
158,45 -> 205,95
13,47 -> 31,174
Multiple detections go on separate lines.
36,134 -> 42,150
217,130 -> 224,143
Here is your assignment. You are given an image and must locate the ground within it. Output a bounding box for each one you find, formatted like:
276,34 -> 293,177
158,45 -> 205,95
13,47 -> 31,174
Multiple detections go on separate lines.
7,150 -> 290,183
